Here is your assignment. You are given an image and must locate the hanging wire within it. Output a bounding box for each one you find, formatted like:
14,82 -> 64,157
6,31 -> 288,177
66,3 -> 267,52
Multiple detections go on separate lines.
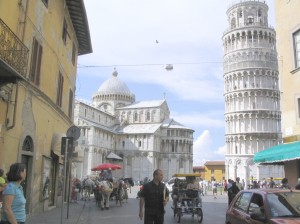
77,61 -> 223,68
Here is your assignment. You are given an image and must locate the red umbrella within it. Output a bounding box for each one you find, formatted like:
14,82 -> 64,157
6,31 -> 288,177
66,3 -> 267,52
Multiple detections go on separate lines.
91,163 -> 122,171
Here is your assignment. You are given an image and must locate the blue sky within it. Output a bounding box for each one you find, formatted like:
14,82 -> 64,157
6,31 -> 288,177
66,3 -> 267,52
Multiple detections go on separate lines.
76,0 -> 275,166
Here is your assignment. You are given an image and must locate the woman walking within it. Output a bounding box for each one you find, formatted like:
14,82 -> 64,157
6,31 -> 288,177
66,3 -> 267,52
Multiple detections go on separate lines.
1,163 -> 27,224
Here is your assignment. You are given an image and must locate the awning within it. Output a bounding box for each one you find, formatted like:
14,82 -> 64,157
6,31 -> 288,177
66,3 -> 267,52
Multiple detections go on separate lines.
254,141 -> 300,164
106,152 -> 123,160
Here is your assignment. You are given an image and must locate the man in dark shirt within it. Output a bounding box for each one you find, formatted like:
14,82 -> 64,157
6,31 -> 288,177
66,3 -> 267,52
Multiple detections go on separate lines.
139,169 -> 169,224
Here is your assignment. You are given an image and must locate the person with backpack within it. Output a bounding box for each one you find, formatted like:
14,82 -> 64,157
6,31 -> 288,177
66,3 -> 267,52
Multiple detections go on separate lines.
227,179 -> 240,206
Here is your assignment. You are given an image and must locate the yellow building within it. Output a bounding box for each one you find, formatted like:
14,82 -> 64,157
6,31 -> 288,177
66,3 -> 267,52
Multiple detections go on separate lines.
274,0 -> 300,187
203,161 -> 225,182
275,0 -> 300,143
0,0 -> 91,215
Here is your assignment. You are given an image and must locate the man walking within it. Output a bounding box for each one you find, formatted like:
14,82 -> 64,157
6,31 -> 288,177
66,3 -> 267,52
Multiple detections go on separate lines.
139,169 -> 169,224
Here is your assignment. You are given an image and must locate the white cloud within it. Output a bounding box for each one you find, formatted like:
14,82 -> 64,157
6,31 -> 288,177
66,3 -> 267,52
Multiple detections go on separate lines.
193,130 -> 225,166
214,145 -> 227,156
171,111 -> 225,129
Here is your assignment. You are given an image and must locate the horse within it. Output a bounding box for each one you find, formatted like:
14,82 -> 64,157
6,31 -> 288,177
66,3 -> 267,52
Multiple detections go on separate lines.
82,177 -> 95,201
97,180 -> 113,210
115,180 -> 125,206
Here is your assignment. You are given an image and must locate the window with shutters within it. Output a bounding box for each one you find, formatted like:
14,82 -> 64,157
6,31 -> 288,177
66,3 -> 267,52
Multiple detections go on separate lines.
56,72 -> 64,107
293,29 -> 300,68
29,38 -> 43,86
68,89 -> 73,118
62,19 -> 68,45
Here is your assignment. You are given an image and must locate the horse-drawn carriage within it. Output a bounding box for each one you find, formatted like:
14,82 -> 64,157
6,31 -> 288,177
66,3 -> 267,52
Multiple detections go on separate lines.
171,173 -> 203,223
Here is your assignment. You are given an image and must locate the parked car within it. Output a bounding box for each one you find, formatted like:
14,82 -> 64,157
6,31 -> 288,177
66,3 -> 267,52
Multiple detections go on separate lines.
226,189 -> 300,224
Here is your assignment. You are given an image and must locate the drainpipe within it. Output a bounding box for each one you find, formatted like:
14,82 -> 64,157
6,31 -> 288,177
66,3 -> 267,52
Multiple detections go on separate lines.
7,0 -> 30,130
7,83 -> 18,130
19,0 -> 29,42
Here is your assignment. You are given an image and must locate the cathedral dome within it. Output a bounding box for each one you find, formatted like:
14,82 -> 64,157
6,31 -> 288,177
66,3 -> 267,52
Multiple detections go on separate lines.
97,70 -> 132,95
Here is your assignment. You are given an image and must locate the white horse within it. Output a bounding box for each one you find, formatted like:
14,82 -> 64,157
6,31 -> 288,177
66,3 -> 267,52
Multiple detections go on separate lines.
97,180 -> 113,210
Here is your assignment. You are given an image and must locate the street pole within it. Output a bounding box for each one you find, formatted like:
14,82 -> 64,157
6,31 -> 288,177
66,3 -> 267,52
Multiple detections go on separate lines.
67,157 -> 72,219
60,138 -> 68,224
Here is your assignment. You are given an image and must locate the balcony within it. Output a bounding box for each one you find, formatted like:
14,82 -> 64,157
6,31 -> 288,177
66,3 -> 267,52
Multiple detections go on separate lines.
0,18 -> 29,86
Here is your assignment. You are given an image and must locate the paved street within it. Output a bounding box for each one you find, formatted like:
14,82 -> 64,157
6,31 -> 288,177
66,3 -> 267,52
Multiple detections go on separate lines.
26,186 -> 228,224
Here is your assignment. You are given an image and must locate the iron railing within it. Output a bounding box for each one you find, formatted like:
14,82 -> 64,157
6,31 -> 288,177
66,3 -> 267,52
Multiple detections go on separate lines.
0,18 -> 29,78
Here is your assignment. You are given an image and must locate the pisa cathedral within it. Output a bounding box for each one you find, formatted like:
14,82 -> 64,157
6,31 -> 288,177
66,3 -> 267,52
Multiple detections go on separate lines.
223,0 -> 284,186
74,70 -> 194,181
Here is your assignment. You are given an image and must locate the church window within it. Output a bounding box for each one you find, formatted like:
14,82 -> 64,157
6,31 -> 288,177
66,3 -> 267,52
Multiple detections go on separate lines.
99,115 -> 101,122
258,9 -> 261,17
179,159 -> 183,168
147,112 -> 151,121
134,113 -> 138,121
231,18 -> 236,29
127,157 -> 132,166
167,130 -> 170,136
171,142 -> 175,152
247,16 -> 254,25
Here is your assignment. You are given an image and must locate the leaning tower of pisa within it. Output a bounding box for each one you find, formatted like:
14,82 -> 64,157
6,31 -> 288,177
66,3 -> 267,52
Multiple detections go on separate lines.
222,0 -> 284,187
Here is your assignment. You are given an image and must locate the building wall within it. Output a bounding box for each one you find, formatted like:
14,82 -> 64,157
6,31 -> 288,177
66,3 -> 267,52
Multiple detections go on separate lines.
0,0 -> 90,216
275,0 -> 300,142
203,165 -> 225,182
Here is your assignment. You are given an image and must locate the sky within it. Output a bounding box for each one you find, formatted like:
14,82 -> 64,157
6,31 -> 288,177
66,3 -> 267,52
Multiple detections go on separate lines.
76,0 -> 275,166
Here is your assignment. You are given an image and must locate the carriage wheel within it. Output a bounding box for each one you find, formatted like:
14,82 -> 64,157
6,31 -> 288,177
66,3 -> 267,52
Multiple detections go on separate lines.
196,208 -> 203,223
176,209 -> 181,223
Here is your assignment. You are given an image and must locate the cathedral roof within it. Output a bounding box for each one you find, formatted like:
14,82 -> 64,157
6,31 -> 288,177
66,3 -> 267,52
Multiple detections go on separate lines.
162,118 -> 193,130
116,123 -> 161,134
97,70 -> 132,95
118,100 -> 166,109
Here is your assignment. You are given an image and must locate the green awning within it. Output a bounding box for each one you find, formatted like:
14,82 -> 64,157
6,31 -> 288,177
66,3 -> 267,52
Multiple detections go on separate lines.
254,141 -> 300,163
